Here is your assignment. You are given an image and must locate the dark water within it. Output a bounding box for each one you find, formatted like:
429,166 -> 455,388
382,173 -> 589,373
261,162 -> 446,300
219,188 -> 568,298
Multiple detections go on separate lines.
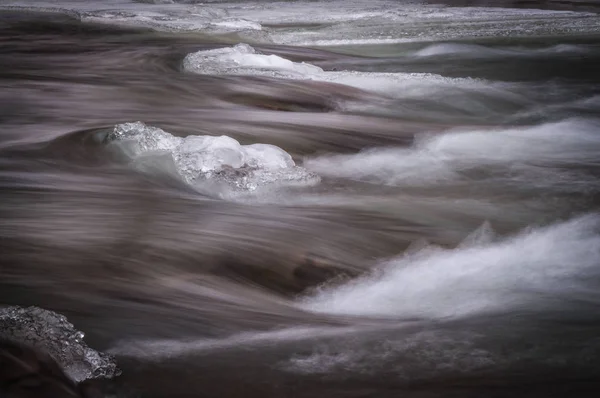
2,8 -> 600,398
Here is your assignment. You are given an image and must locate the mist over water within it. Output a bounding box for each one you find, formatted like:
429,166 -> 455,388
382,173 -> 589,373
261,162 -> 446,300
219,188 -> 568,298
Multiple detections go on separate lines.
1,1 -> 600,397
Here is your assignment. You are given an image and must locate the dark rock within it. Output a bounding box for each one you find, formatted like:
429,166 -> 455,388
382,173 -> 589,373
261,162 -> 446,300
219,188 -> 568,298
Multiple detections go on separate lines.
0,338 -> 82,398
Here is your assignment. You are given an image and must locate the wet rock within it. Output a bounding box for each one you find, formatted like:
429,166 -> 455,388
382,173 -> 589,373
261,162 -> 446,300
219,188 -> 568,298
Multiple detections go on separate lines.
0,338 -> 82,398
0,306 -> 120,383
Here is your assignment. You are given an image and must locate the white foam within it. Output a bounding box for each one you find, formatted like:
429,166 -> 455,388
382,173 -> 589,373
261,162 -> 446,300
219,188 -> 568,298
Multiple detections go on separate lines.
304,118 -> 600,189
415,43 -> 510,57
413,43 -> 593,58
283,328 -> 495,376
322,71 -> 485,97
110,326 -> 359,359
301,214 -> 600,319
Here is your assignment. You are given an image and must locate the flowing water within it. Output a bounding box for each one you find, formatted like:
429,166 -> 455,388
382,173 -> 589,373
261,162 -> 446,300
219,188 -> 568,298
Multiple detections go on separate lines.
1,1 -> 600,397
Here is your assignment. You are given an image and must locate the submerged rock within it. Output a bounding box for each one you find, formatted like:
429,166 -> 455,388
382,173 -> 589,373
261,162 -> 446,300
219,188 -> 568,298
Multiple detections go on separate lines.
0,306 -> 120,383
106,121 -> 320,192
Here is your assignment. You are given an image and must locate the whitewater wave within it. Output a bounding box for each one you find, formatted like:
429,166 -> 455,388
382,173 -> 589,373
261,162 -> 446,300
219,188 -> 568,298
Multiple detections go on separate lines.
110,326 -> 358,359
262,3 -> 600,46
183,43 -> 486,97
413,43 -> 594,58
182,50 -> 524,124
301,214 -> 600,319
304,118 -> 600,191
3,0 -> 599,46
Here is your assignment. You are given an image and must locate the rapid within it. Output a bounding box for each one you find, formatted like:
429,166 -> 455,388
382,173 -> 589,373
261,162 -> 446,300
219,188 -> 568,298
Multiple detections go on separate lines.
1,1 -> 600,397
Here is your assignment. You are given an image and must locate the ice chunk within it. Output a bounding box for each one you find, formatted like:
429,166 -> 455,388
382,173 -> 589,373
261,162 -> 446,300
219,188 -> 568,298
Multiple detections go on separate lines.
212,166 -> 320,192
0,306 -> 120,382
183,44 -> 486,99
106,121 -> 182,156
74,6 -> 263,34
212,19 -> 262,31
3,1 -> 598,41
106,122 -> 320,192
173,135 -> 246,182
183,43 -> 323,79
243,143 -> 294,169
230,42 -> 255,54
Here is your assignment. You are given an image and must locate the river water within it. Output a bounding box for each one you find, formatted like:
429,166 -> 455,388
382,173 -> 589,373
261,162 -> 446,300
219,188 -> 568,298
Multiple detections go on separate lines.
1,1 -> 600,397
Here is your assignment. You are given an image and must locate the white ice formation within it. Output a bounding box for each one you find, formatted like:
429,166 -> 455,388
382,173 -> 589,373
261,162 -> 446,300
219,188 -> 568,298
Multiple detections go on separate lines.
106,121 -> 320,192
0,306 -> 120,382
182,43 -> 487,99
2,1 -> 599,43
183,43 -> 324,79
